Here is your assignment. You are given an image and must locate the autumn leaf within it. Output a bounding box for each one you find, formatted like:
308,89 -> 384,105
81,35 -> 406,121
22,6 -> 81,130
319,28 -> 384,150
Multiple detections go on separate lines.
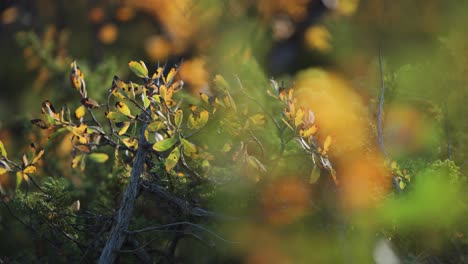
174,109 -> 183,127
31,149 -> 44,164
146,121 -> 165,132
115,101 -> 134,118
23,165 -> 37,174
75,105 -> 86,119
128,60 -> 148,78
322,135 -> 333,155
0,140 -> 7,157
106,111 -> 129,123
118,122 -> 131,135
165,147 -> 180,171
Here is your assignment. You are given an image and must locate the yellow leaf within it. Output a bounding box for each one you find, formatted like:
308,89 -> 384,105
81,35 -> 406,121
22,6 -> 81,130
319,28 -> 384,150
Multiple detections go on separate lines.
147,121 -> 165,132
152,67 -> 163,79
115,101 -> 134,118
118,122 -> 131,135
213,75 -> 229,91
199,110 -> 209,127
249,114 -> 265,126
295,107 -> 305,127
200,93 -> 210,105
301,125 -> 318,138
0,140 -> 7,157
128,60 -> 148,78
322,135 -> 333,155
122,138 -> 138,149
88,153 -> 109,163
165,67 -> 177,85
23,165 -> 37,174
174,109 -> 183,127
75,105 -> 86,119
165,147 -> 180,171
31,149 -> 44,164
106,111 -> 129,123
71,155 -> 82,168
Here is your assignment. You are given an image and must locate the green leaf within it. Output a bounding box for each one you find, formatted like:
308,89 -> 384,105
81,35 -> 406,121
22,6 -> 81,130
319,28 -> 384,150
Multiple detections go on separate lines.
16,171 -> 23,189
142,89 -> 150,109
0,140 -> 7,157
128,61 -> 148,78
147,121 -> 165,132
153,138 -> 177,152
106,111 -> 130,123
88,153 -> 109,163
309,165 -> 320,184
181,138 -> 196,156
165,147 -> 180,171
174,109 -> 183,127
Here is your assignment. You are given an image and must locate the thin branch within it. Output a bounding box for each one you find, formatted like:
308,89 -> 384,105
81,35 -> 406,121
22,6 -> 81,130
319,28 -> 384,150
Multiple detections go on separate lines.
127,221 -> 238,244
377,48 -> 387,158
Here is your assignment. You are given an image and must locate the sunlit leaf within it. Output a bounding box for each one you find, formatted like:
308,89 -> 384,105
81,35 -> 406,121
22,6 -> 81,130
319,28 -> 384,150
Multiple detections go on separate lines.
153,138 -> 177,152
115,101 -> 134,118
221,141 -> 232,152
165,67 -> 177,85
88,153 -> 109,163
75,105 -> 86,119
118,122 -> 131,135
106,111 -> 129,123
147,121 -> 165,133
181,138 -> 196,156
213,75 -> 229,91
198,110 -> 209,127
122,138 -> 138,149
31,149 -> 44,164
165,147 -> 180,171
249,114 -> 265,126
142,89 -> 150,109
300,125 -> 318,138
322,135 -> 333,155
309,165 -> 320,184
174,109 -> 183,127
152,67 -> 163,79
23,165 -> 37,174
0,140 -> 7,157
16,171 -> 23,189
295,107 -> 305,127
128,60 -> 148,78
200,93 -> 210,105
71,154 -> 82,168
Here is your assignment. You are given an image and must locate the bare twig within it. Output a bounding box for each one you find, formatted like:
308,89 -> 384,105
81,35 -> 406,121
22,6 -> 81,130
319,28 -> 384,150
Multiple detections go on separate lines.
377,48 -> 387,158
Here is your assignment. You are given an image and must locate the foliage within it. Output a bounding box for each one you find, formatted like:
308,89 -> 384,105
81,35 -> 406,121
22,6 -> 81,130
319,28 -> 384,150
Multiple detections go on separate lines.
1,1 -> 468,263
